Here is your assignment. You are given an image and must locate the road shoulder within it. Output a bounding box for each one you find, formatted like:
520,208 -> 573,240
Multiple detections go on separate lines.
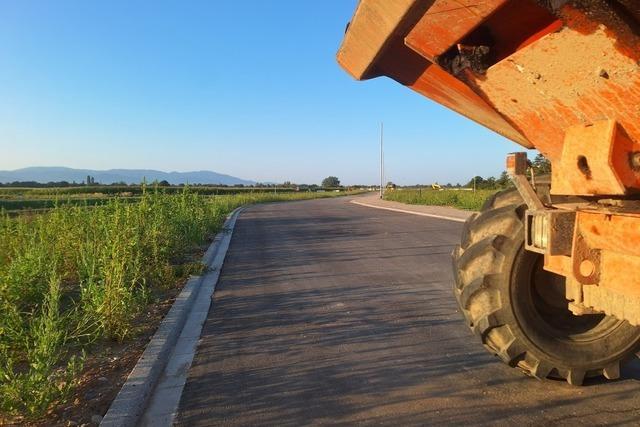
100,207 -> 243,427
350,193 -> 474,223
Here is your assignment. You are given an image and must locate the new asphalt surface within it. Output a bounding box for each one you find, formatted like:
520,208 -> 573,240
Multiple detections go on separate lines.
176,196 -> 640,426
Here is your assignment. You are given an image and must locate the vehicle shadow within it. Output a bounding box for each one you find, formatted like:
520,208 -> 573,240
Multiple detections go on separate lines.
177,200 -> 640,427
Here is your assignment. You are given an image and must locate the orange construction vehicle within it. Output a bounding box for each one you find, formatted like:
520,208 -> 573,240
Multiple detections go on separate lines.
338,1 -> 640,385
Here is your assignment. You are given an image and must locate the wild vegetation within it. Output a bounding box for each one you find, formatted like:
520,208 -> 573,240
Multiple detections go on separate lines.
0,185 -> 300,197
321,176 -> 341,188
405,154 -> 550,191
384,154 -> 550,210
0,183 -> 362,214
0,187 -> 316,215
0,188 -> 353,420
384,188 -> 496,211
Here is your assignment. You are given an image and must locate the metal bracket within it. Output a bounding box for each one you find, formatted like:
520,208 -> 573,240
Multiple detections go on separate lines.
525,210 -> 576,255
571,231 -> 602,285
506,152 -> 545,210
551,120 -> 640,196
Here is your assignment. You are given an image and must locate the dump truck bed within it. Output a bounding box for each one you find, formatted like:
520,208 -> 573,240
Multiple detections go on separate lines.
337,0 -> 640,162
337,0 -> 640,386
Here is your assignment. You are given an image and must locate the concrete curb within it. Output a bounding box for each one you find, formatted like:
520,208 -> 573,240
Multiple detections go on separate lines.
100,207 -> 244,427
350,200 -> 469,223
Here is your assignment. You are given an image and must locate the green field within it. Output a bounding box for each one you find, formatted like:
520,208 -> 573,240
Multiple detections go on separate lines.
0,188 -> 355,419
384,188 -> 497,211
0,185 -> 302,198
0,185 -> 308,214
0,197 -> 139,212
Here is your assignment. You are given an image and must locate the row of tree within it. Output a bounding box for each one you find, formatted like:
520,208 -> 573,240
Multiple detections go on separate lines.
1,155 -> 549,190
465,154 -> 550,190
0,180 -> 339,189
387,154 -> 551,190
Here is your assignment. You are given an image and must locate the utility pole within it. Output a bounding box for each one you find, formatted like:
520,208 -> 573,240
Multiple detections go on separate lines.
380,122 -> 384,199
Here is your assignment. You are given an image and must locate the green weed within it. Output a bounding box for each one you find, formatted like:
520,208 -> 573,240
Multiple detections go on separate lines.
0,188 -> 355,419
384,189 -> 496,211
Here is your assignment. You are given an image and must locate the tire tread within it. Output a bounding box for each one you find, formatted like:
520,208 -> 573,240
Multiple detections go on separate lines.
452,188 -> 636,385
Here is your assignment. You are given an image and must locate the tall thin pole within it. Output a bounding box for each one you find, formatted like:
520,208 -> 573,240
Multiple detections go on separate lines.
380,122 -> 384,199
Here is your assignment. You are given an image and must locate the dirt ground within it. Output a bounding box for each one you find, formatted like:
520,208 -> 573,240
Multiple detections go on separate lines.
2,241 -> 211,427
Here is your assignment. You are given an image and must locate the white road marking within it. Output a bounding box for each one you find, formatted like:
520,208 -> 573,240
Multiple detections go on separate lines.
350,200 -> 469,223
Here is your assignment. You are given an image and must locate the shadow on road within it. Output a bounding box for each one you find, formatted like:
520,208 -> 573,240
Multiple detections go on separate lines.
177,199 -> 640,426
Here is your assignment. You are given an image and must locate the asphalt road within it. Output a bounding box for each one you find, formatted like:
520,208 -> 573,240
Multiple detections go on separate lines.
176,196 -> 640,426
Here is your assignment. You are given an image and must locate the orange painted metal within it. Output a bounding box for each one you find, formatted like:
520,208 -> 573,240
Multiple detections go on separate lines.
337,0 -> 531,148
544,253 -> 572,278
578,211 -> 640,258
466,5 -> 640,164
544,209 -> 640,300
551,120 -> 640,196
569,210 -> 640,298
339,0 -> 640,313
404,0 -> 508,63
598,252 -> 640,298
506,152 -> 527,175
375,47 -> 530,146
336,0 -> 418,81
338,0 -> 640,171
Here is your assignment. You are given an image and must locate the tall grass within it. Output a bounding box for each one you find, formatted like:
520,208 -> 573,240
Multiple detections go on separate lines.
0,188 -> 348,419
384,189 -> 496,211
0,185 -> 301,199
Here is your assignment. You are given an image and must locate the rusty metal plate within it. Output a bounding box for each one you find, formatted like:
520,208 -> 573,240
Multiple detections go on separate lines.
551,120 -> 640,196
405,0 -> 508,62
337,0 -> 419,80
467,6 -> 640,162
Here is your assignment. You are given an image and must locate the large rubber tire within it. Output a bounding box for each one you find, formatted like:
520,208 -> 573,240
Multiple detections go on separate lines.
452,188 -> 640,385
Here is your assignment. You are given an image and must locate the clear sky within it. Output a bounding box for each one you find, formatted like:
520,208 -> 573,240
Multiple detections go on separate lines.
0,0 -> 519,185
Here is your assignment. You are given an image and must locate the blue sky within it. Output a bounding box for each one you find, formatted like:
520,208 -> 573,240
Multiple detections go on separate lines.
0,0 -> 518,185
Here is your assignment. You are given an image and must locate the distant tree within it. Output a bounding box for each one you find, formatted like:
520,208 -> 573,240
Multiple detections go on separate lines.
496,171 -> 511,188
465,175 -> 507,190
321,176 -> 340,187
158,180 -> 170,187
3,180 -> 87,188
531,153 -> 551,175
466,176 -> 485,189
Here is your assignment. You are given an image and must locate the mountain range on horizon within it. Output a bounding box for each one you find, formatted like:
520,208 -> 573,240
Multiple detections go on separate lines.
0,167 -> 255,186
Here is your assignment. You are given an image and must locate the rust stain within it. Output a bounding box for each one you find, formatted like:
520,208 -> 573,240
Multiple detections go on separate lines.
405,0 -> 508,62
562,3 -> 640,63
575,210 -> 640,297
468,17 -> 640,162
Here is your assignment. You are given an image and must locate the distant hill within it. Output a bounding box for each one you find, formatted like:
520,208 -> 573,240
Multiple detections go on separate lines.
0,167 -> 255,186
